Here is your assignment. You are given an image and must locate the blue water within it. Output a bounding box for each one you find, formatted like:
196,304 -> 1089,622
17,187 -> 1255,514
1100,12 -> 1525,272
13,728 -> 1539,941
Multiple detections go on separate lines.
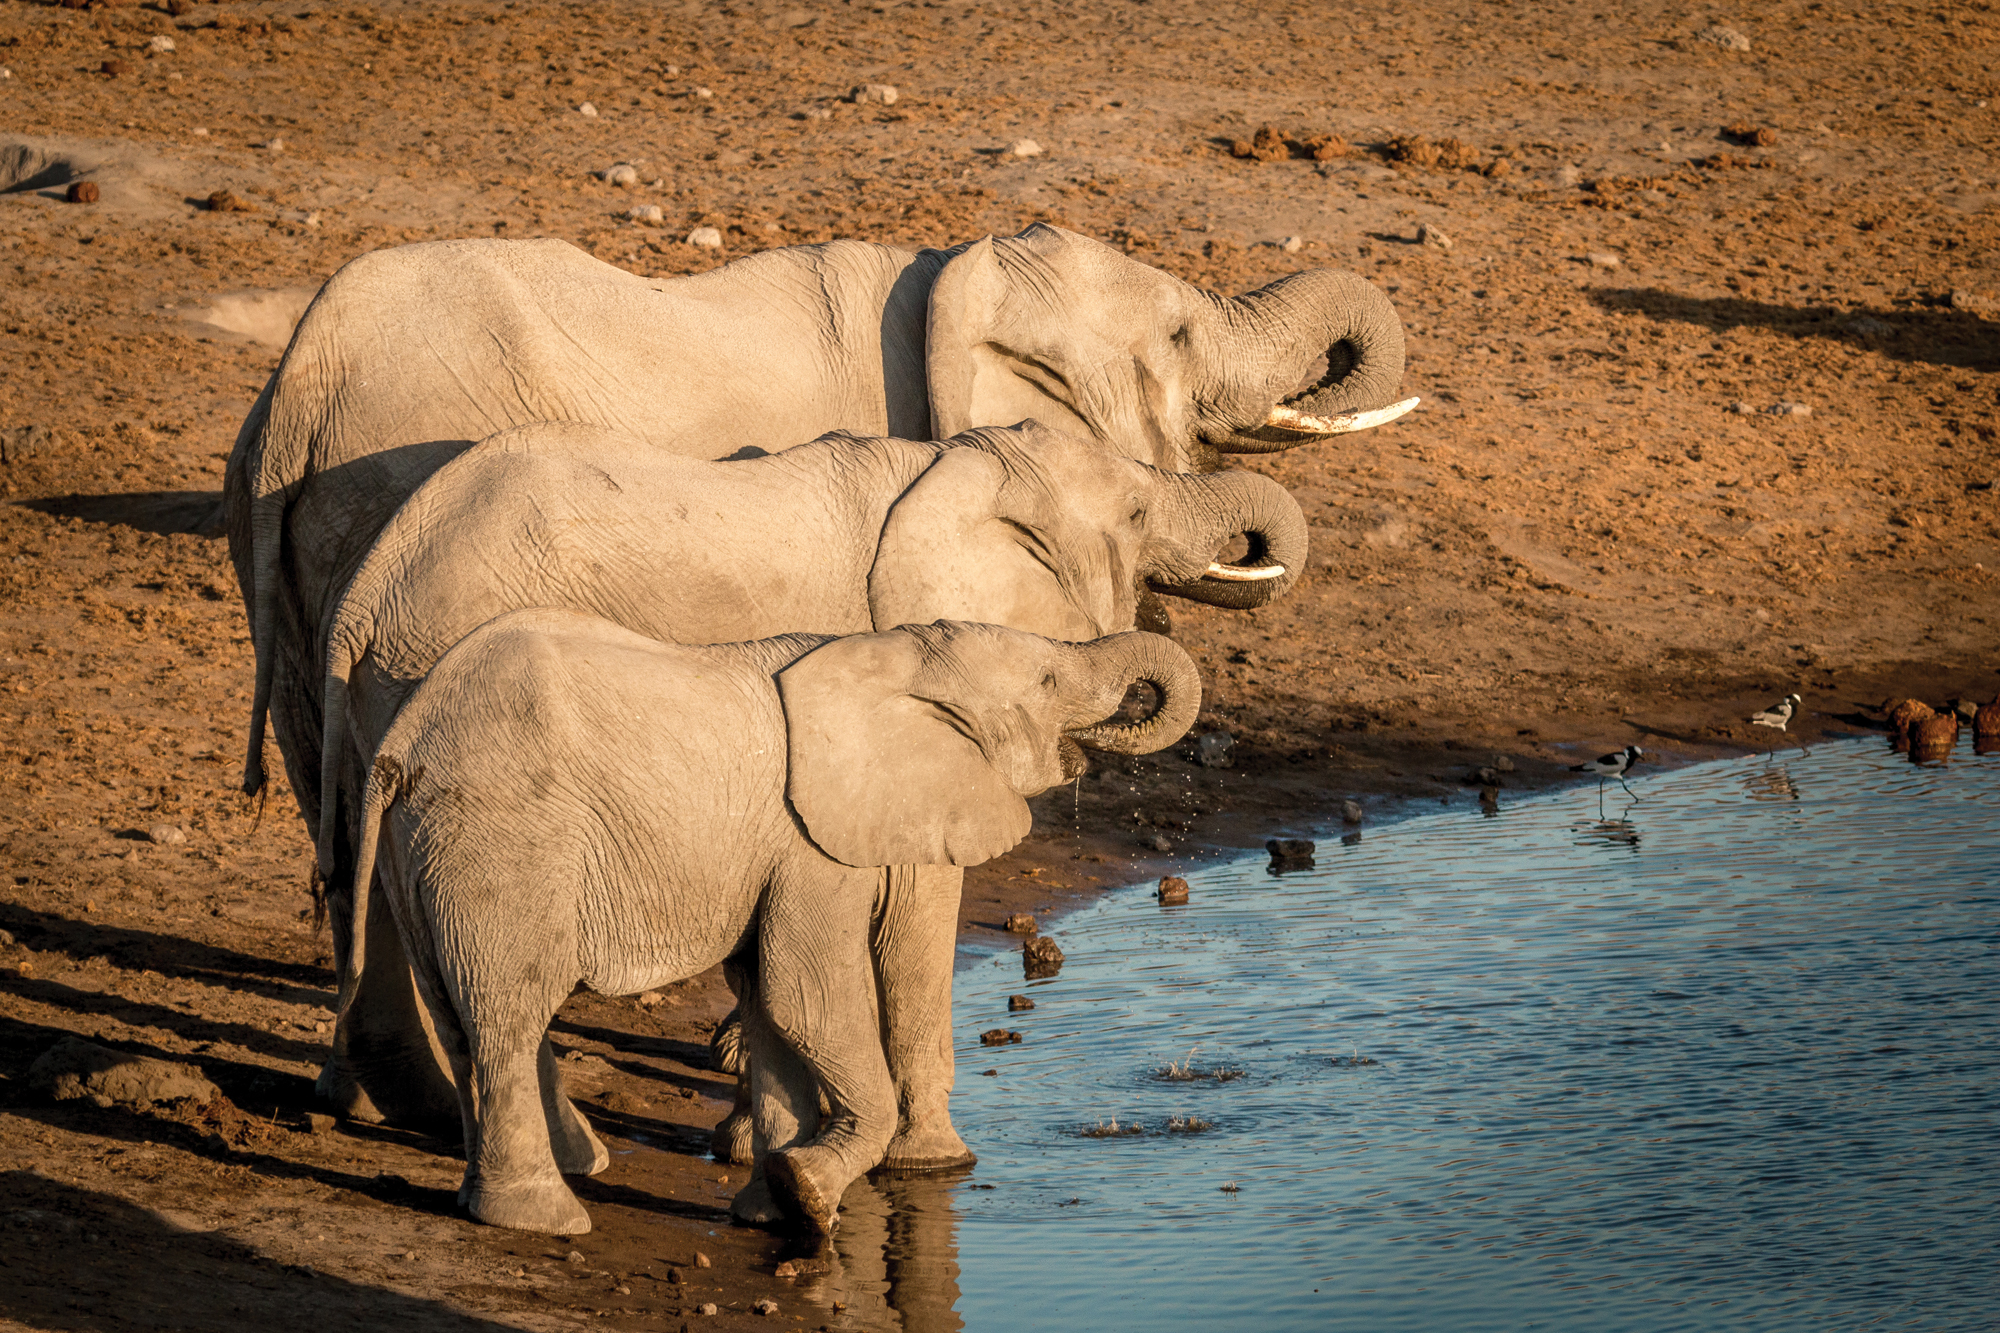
819,735 -> 2000,1331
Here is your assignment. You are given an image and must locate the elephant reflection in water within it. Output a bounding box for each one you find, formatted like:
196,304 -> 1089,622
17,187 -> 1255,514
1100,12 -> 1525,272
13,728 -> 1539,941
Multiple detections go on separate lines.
795,1173 -> 967,1333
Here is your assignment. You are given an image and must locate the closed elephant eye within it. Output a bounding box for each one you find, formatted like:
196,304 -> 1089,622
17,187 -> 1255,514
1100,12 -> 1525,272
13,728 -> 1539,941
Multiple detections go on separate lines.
1129,505 -> 1147,526
1041,672 -> 1057,691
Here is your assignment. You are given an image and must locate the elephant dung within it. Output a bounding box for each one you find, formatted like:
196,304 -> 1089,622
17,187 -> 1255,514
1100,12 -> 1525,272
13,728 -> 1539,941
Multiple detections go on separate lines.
1022,935 -> 1064,979
979,1029 -> 1022,1047
1156,876 -> 1189,904
1004,912 -> 1038,935
1008,994 -> 1035,1012
29,1036 -> 220,1110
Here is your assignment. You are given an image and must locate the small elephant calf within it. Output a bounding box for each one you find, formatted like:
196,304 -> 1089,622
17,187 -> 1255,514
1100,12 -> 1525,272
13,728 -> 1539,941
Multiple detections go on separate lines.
343,611 -> 1199,1236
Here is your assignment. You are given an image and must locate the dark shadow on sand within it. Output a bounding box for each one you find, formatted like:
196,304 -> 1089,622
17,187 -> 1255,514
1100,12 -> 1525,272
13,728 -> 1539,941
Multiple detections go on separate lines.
1589,289 -> 2000,372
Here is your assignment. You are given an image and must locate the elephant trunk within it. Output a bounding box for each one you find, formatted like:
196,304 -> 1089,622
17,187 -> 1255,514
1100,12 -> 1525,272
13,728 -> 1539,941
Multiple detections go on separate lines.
1199,268 -> 1415,456
1146,469 -> 1307,611
1064,632 -> 1202,756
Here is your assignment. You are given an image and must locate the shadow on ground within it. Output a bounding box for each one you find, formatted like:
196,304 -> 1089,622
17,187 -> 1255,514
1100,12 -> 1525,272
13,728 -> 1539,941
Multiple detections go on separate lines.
18,490 -> 226,537
1589,289 -> 2000,373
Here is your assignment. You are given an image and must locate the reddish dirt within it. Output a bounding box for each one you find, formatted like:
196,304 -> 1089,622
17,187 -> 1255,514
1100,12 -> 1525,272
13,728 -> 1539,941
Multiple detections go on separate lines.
1,0 -> 1996,1328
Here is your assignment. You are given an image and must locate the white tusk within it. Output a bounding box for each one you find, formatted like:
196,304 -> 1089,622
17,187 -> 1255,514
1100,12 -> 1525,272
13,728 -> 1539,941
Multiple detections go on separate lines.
1262,395 -> 1421,435
1204,561 -> 1286,582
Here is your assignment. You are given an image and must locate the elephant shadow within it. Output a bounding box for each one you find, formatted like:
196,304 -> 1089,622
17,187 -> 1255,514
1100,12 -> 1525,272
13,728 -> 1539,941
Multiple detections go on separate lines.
1588,288 -> 2000,373
18,490 -> 227,537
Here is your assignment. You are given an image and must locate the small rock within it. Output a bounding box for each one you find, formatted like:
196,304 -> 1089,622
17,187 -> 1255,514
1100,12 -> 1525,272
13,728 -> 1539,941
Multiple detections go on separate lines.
602,163 -> 639,187
1726,401 -> 1755,415
1279,235 -> 1303,253
1005,912 -> 1038,935
1417,223 -> 1452,250
1493,755 -> 1516,772
146,823 -> 186,846
1723,120 -> 1779,148
626,204 -> 665,225
0,929 -> 14,947
1695,24 -> 1752,52
1008,994 -> 1035,1012
848,83 -> 898,105
1156,875 -> 1189,904
65,181 -> 99,204
693,86 -> 714,99
257,138 -> 284,153
698,1304 -> 718,1317
1005,138 -> 1044,158
774,1260 -> 800,1277
1144,832 -> 1172,853
205,189 -> 254,214
29,1037 -> 219,1109
1947,289 -> 1987,311
1556,163 -> 1583,187
613,1285 -> 631,1295
1194,731 -> 1234,769
165,0 -> 192,13
666,1267 -> 685,1284
0,424 -> 47,462
636,989 -> 665,1007
1023,935 -> 1064,979
979,1028 -> 1022,1046
148,35 -> 176,53
1464,766 -> 1502,787
1587,251 -> 1622,269
1768,402 -> 1813,418
1268,839 -> 1316,860
101,59 -> 130,77
578,102 -> 599,117
694,1252 -> 712,1268
1340,800 -> 1363,825
753,1298 -> 779,1316
687,226 -> 724,249
566,1250 -> 586,1265
306,1112 -> 335,1134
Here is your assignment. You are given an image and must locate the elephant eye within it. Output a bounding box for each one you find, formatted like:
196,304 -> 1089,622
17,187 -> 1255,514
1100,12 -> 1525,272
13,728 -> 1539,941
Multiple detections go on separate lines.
1129,504 -> 1147,526
1041,672 -> 1057,691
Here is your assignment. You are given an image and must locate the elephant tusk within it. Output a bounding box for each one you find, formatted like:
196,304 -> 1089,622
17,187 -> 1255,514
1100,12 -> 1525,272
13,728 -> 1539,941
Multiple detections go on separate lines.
1262,396 -> 1421,436
1204,561 -> 1286,582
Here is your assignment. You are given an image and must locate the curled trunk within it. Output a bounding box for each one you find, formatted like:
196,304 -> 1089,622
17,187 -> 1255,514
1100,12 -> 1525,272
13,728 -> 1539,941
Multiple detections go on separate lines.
1064,632 -> 1202,756
1146,469 -> 1306,611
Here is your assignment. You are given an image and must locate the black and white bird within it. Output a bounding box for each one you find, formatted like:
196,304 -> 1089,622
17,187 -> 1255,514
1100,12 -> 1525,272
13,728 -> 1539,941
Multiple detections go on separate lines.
1749,693 -> 1802,732
1571,745 -> 1645,798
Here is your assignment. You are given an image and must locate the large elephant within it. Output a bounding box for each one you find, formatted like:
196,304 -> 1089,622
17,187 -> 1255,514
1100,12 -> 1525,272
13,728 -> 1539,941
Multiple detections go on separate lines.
345,613 -> 1200,1236
230,223 -> 1410,827
311,417 -> 1304,1158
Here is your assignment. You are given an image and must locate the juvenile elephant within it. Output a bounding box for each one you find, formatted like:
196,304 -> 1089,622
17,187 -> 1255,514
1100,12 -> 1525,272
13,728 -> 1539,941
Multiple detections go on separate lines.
344,612 -> 1201,1236
231,223 -> 1411,830
310,418 -> 1302,1165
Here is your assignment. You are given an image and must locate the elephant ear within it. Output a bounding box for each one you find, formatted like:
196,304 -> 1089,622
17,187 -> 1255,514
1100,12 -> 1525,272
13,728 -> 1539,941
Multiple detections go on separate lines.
779,629 -> 1033,869
926,226 -> 1189,465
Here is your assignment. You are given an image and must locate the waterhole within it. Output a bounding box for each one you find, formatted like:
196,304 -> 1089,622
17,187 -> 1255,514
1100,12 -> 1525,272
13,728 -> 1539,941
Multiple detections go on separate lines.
829,735 -> 1999,1330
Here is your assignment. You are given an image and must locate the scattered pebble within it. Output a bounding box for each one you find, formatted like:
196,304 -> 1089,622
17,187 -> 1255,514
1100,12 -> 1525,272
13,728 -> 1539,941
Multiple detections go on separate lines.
1156,875 -> 1189,904
698,1303 -> 718,1316
146,823 -> 186,846
636,989 -> 665,1006
848,83 -> 898,105
1587,251 -> 1622,269
1465,766 -> 1503,787
753,1298 -> 779,1316
626,204 -> 664,225
1143,832 -> 1172,853
1723,120 -> 1779,148
693,86 -> 713,100
1695,24 -> 1752,52
205,189 -> 254,213
1556,163 -> 1583,186
774,1260 -> 799,1278
1008,994 -> 1035,1011
602,163 -> 638,187
980,1028 -> 1022,1046
1340,799 -> 1364,824
1769,402 -> 1813,417
1022,935 -> 1064,979
578,102 -> 598,117
306,1112 -> 335,1134
687,226 -> 724,249
65,181 -> 99,204
1005,912 -> 1037,935
1005,138 -> 1043,158
192,127 -> 209,137
1267,838 -> 1316,862
1493,755 -> 1516,772
565,1250 -> 585,1266
1418,222 -> 1452,250
255,138 -> 284,153
1279,235 -> 1304,253
694,1252 -> 712,1268
1727,400 -> 1755,414
1194,731 -> 1234,769
148,35 -> 176,53
101,59 -> 130,78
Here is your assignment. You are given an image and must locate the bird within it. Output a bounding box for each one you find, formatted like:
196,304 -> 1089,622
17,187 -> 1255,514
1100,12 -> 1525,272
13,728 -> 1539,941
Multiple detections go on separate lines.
1749,692 -> 1802,731
1571,745 -> 1645,799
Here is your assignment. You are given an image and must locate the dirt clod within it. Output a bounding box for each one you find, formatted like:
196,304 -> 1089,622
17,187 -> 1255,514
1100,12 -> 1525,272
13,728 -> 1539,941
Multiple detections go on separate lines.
1008,994 -> 1035,1011
204,190 -> 254,213
1023,936 -> 1065,979
65,181 -> 98,204
1004,911 -> 1037,934
1156,875 -> 1189,904
979,1029 -> 1022,1046
29,1037 -> 220,1109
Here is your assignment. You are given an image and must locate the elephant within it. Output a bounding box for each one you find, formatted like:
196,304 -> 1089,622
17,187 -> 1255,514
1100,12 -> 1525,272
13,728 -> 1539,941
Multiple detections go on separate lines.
230,222 -> 1411,834
341,612 -> 1201,1236
307,417 -> 1304,1171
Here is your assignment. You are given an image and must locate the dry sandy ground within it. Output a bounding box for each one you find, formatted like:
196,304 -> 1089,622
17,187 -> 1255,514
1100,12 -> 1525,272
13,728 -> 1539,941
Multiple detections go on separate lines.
1,0 -> 1996,1327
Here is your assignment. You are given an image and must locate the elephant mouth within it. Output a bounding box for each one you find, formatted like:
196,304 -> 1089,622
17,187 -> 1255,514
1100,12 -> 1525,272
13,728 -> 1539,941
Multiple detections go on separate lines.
1057,734 -> 1089,781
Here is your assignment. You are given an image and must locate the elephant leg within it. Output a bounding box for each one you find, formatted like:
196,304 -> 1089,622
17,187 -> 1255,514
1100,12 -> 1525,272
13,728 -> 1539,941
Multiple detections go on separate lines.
538,1036 -> 609,1177
708,957 -> 755,1166
876,864 -> 976,1171
760,865 -> 897,1236
729,993 -> 813,1227
317,826 -> 460,1130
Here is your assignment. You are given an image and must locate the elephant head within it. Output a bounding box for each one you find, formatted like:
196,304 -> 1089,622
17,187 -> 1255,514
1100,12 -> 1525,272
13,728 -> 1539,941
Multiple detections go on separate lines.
779,621 -> 1200,868
926,224 -> 1415,473
867,421 -> 1308,641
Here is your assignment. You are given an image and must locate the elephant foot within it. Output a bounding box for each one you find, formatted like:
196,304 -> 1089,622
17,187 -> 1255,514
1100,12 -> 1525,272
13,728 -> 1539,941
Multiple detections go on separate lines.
765,1148 -> 842,1237
464,1175 -> 591,1236
879,1121 -> 976,1173
548,1098 -> 610,1177
315,1059 -> 386,1125
709,1109 -> 754,1166
318,1053 -> 460,1132
729,1174 -> 786,1228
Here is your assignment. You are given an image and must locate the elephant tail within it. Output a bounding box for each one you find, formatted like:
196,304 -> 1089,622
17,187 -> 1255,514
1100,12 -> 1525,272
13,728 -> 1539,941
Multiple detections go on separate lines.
341,749 -> 407,1012
314,616 -> 367,881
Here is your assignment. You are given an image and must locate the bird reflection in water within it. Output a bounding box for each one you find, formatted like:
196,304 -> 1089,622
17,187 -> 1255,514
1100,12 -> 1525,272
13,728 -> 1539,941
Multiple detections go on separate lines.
1576,817 -> 1642,851
793,1171 -> 966,1332
1744,765 -> 1802,802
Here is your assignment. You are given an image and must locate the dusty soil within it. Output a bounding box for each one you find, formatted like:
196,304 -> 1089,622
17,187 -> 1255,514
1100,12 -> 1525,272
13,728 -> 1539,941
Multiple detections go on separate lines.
1,0 -> 1996,1327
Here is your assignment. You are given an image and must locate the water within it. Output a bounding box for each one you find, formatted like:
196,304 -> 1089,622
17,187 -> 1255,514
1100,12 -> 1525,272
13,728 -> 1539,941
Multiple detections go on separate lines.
813,736 -> 2000,1331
